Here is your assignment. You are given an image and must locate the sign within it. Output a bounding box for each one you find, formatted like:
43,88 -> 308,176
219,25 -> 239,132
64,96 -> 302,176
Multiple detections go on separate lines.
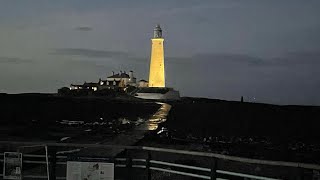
3,152 -> 22,180
67,161 -> 114,180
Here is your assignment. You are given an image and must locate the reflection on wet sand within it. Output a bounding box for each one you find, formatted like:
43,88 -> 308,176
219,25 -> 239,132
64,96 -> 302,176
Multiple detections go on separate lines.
137,102 -> 171,131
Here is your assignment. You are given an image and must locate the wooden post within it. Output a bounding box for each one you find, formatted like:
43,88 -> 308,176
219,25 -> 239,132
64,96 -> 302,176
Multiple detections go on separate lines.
49,147 -> 57,180
299,168 -> 305,180
146,151 -> 151,180
126,149 -> 132,180
210,158 -> 217,180
45,146 -> 50,180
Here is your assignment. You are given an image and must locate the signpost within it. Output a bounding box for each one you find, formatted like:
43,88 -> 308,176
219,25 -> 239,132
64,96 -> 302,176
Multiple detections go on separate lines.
3,152 -> 22,180
67,161 -> 114,180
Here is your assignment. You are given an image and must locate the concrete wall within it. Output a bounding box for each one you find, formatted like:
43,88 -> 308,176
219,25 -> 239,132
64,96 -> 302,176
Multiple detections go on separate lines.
138,81 -> 149,87
136,89 -> 180,100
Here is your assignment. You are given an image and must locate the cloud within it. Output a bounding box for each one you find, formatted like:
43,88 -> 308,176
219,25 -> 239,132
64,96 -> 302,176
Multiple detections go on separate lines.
167,53 -> 270,67
194,53 -> 269,66
0,56 -> 33,64
51,48 -> 148,66
74,26 -> 93,31
167,52 -> 320,67
270,51 -> 320,66
52,48 -> 129,58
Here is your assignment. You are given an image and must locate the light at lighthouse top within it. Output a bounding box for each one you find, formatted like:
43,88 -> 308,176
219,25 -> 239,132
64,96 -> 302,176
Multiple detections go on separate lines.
153,24 -> 162,38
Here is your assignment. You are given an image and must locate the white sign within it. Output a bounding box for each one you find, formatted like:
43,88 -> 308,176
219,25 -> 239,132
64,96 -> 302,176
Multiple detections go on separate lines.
67,161 -> 114,180
3,152 -> 22,180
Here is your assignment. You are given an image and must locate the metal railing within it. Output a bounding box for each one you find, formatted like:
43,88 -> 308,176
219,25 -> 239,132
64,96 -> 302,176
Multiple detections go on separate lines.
0,141 -> 319,180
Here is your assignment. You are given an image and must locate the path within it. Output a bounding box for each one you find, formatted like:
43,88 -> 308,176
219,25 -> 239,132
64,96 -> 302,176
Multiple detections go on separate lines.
62,102 -> 172,157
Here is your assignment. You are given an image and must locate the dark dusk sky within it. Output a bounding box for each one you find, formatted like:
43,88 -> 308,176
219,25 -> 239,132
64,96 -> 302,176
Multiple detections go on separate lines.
0,0 -> 320,105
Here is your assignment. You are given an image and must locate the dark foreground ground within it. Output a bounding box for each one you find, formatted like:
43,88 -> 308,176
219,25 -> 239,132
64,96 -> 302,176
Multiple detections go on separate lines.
141,97 -> 320,164
1,94 -> 320,165
0,93 -> 160,143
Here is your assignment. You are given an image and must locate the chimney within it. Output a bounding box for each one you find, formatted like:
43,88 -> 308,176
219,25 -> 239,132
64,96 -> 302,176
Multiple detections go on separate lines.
129,71 -> 133,78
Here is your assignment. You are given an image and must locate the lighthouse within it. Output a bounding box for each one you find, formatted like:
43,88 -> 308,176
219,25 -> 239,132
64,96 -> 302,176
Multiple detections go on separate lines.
135,24 -> 180,100
148,24 -> 165,87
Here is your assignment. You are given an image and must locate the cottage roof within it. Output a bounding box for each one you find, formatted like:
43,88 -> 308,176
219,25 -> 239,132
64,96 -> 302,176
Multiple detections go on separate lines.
70,84 -> 83,87
107,72 -> 130,79
83,82 -> 99,87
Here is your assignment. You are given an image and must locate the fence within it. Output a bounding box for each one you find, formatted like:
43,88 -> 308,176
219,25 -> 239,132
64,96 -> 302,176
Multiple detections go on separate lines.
0,141 -> 319,180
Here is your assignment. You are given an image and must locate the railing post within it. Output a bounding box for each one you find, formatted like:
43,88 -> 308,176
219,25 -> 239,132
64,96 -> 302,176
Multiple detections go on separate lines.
126,149 -> 132,180
210,158 -> 217,180
49,147 -> 57,180
146,151 -> 151,180
299,168 -> 305,180
45,146 -> 50,180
